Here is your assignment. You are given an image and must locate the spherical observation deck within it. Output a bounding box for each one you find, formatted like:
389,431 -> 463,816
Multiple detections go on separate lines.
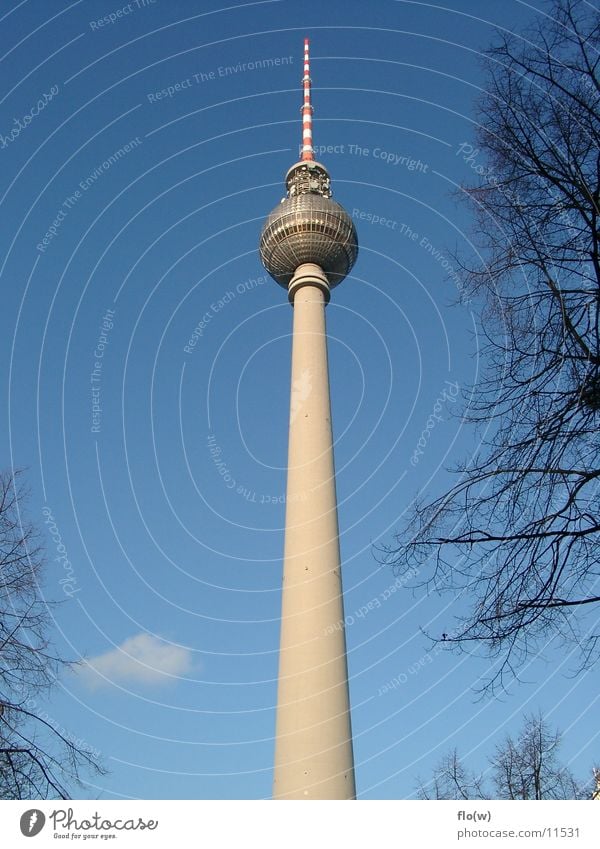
259,162 -> 358,288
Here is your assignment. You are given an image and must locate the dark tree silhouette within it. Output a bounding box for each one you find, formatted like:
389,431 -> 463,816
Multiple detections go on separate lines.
0,470 -> 103,798
386,0 -> 600,690
417,713 -> 587,800
416,748 -> 487,801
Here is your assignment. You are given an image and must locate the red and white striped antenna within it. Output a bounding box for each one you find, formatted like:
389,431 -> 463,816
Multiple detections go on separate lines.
301,37 -> 314,161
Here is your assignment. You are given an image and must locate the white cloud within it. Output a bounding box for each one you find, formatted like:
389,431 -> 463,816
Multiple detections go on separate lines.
80,633 -> 193,689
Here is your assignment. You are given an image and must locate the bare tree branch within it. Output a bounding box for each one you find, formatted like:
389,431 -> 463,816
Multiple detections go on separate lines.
417,713 -> 588,799
384,0 -> 600,693
0,469 -> 104,798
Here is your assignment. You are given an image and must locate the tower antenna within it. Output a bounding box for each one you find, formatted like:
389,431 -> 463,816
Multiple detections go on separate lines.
301,37 -> 314,161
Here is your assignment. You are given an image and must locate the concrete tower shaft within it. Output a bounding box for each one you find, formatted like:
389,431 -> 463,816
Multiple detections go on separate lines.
272,264 -> 356,799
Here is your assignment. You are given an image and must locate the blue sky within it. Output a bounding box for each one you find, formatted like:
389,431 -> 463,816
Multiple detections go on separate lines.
1,0 -> 598,799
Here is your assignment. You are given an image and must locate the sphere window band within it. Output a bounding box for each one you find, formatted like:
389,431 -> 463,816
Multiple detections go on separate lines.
259,194 -> 358,289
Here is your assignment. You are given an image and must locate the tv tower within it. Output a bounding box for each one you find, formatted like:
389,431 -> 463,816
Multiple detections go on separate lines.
259,38 -> 358,800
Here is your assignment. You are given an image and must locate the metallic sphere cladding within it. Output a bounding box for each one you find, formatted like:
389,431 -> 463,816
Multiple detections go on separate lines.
259,189 -> 358,288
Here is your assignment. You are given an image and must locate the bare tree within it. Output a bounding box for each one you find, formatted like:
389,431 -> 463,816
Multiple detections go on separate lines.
416,749 -> 486,800
418,714 -> 587,799
386,0 -> 600,689
490,713 -> 583,799
0,470 -> 103,798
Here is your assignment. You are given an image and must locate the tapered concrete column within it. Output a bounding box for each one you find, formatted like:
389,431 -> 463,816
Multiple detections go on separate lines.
272,263 -> 356,800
